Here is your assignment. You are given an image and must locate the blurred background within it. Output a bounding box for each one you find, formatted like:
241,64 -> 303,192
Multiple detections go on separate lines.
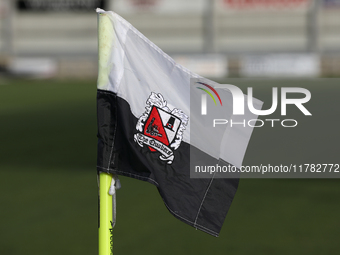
0,0 -> 340,255
0,0 -> 340,78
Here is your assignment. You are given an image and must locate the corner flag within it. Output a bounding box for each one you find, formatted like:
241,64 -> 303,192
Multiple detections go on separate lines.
96,8 -> 262,237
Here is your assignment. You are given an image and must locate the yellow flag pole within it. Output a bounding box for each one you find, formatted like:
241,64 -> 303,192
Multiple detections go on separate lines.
98,172 -> 114,255
97,8 -> 116,255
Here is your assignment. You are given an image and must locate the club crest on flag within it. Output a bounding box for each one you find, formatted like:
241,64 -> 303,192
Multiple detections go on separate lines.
134,92 -> 188,164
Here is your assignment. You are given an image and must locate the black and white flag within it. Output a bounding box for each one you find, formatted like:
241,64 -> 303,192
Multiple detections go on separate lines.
96,8 -> 262,236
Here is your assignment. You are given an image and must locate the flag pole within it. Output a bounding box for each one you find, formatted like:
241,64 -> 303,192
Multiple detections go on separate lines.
98,172 -> 114,255
97,8 -> 116,255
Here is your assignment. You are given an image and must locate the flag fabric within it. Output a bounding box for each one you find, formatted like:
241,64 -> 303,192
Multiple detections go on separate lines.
96,8 -> 262,236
